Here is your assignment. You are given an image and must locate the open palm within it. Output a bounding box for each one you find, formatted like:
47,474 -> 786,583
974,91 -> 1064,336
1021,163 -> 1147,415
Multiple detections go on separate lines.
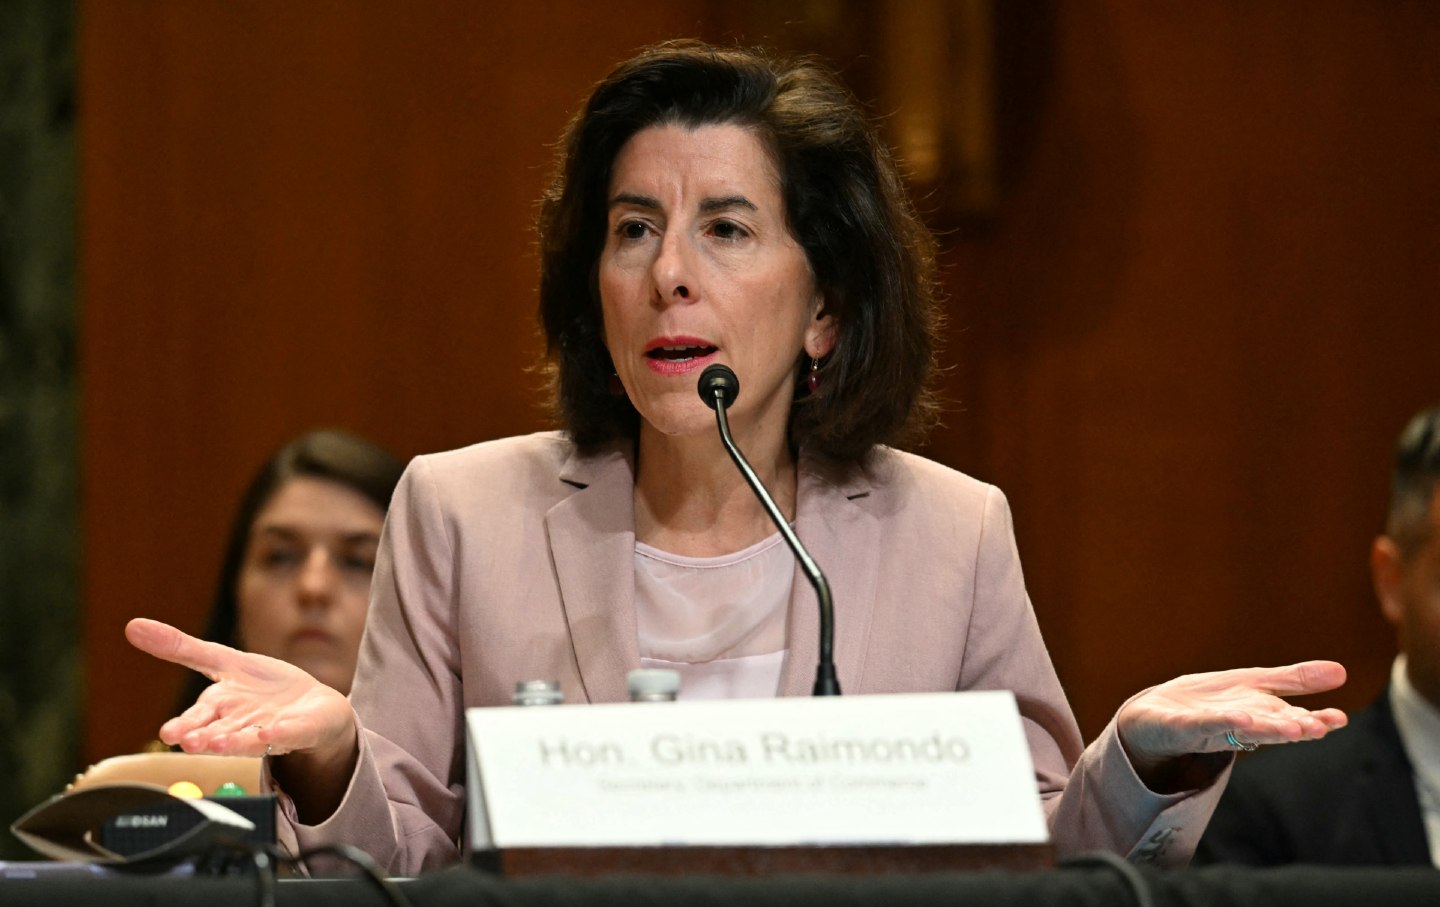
1118,660 -> 1348,775
126,617 -> 354,759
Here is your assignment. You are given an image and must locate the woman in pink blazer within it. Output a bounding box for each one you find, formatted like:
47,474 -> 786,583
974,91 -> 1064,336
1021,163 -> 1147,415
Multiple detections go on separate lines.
128,41 -> 1347,875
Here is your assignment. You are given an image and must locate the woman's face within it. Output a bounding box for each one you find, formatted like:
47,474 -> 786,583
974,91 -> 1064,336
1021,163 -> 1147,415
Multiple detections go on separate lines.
598,122 -> 836,444
234,476 -> 384,695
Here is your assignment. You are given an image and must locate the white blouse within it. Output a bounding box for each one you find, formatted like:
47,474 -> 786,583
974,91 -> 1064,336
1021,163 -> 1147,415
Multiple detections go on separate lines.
634,530 -> 793,700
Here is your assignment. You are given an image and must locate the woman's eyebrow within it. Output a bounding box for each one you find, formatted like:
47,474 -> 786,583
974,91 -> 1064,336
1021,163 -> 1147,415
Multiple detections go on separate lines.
699,195 -> 756,214
253,525 -> 302,541
607,193 -> 758,214
609,192 -> 660,210
251,525 -> 380,544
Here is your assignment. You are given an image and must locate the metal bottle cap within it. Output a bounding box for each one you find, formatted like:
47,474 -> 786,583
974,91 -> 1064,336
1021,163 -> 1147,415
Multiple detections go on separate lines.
512,679 -> 563,706
626,668 -> 681,702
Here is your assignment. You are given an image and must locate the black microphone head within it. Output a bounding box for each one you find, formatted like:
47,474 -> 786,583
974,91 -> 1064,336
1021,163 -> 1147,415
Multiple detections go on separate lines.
697,364 -> 740,410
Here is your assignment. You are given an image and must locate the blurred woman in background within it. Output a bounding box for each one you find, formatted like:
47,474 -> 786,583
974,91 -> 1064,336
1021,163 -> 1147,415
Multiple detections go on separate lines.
82,430 -> 403,789
175,429 -> 405,709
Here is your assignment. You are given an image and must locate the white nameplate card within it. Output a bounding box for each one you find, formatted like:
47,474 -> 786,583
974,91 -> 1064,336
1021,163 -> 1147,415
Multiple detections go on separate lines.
465,691 -> 1046,849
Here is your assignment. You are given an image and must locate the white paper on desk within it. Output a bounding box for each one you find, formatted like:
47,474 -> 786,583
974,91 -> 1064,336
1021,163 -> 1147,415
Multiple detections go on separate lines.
465,691 -> 1047,849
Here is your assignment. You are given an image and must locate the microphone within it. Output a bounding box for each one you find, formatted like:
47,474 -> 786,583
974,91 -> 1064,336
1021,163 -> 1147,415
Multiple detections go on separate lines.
698,364 -> 840,696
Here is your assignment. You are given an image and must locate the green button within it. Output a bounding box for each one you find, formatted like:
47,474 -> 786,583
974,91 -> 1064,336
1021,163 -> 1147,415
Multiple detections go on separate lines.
213,782 -> 248,797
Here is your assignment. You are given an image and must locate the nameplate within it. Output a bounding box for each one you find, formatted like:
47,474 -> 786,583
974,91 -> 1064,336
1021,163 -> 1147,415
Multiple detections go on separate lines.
465,691 -> 1046,849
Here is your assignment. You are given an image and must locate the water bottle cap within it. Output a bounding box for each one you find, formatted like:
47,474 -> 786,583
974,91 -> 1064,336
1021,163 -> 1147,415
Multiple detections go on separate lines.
513,679 -> 563,705
627,668 -> 681,700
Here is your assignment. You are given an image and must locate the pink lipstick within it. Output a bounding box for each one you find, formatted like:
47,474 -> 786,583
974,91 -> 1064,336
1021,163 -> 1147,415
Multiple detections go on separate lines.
643,336 -> 719,375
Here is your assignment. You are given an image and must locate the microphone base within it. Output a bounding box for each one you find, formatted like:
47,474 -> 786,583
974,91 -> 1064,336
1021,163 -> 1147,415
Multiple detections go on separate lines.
812,664 -> 842,697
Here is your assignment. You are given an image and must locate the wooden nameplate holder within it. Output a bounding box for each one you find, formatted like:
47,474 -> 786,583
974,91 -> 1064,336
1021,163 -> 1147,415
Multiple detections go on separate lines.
480,841 -> 1053,877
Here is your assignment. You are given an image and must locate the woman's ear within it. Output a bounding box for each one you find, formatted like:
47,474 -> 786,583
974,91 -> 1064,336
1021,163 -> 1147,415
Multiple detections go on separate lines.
805,295 -> 838,359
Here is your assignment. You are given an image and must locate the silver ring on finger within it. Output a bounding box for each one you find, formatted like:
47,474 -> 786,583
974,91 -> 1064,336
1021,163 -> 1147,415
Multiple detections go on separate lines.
1225,730 -> 1258,752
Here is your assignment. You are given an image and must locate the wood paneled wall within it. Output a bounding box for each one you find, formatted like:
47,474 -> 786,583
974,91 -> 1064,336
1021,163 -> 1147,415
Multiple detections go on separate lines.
76,1 -> 712,761
78,2 -> 1439,764
930,2 -> 1440,734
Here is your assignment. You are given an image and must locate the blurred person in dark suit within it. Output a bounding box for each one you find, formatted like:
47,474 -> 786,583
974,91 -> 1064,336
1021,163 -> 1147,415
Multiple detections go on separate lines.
1197,406 -> 1440,866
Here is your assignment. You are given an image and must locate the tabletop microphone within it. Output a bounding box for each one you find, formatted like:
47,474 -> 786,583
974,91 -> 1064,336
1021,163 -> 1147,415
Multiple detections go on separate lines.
698,364 -> 841,696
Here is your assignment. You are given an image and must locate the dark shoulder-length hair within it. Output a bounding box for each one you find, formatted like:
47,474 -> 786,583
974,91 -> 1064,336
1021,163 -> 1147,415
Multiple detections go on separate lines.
174,430 -> 405,712
538,40 -> 941,462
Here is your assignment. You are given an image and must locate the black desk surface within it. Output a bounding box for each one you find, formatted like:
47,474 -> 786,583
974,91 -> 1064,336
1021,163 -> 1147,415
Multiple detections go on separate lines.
2,863 -> 1439,907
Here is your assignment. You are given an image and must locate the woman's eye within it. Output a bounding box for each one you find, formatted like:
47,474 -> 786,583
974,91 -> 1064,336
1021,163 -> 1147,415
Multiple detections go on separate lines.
260,548 -> 300,568
710,220 -> 748,241
616,220 -> 648,240
343,553 -> 377,573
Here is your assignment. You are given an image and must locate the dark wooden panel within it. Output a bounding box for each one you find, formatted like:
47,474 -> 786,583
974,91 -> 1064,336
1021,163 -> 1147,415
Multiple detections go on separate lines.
927,1 -> 1440,735
78,2 -> 709,762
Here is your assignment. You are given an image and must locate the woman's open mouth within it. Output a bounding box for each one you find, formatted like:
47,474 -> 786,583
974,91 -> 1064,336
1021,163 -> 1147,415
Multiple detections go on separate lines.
647,344 -> 717,362
643,339 -> 719,375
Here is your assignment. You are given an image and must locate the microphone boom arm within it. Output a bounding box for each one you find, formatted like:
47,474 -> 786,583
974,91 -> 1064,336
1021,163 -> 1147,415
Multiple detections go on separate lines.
706,385 -> 841,696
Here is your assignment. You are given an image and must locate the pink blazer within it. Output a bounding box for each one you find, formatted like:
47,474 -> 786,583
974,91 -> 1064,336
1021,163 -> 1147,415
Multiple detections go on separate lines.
287,432 -> 1226,873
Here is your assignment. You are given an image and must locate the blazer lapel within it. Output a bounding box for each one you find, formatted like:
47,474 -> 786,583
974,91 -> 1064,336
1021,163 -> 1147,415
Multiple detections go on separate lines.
779,451 -> 881,696
545,442 -> 639,704
1358,691 -> 1433,864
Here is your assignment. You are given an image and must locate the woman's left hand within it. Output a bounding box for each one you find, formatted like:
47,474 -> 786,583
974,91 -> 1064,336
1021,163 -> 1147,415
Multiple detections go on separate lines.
1117,660 -> 1348,786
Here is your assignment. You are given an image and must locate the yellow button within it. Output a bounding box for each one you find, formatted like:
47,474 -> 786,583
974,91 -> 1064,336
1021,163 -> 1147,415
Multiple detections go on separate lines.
167,781 -> 204,799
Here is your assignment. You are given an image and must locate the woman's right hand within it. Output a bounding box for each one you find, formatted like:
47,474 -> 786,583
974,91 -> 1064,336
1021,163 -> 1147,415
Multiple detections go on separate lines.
126,617 -> 356,765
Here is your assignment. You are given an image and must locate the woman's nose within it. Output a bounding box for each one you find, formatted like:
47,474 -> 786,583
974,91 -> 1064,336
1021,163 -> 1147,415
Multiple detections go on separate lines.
650,233 -> 696,305
297,548 -> 337,602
